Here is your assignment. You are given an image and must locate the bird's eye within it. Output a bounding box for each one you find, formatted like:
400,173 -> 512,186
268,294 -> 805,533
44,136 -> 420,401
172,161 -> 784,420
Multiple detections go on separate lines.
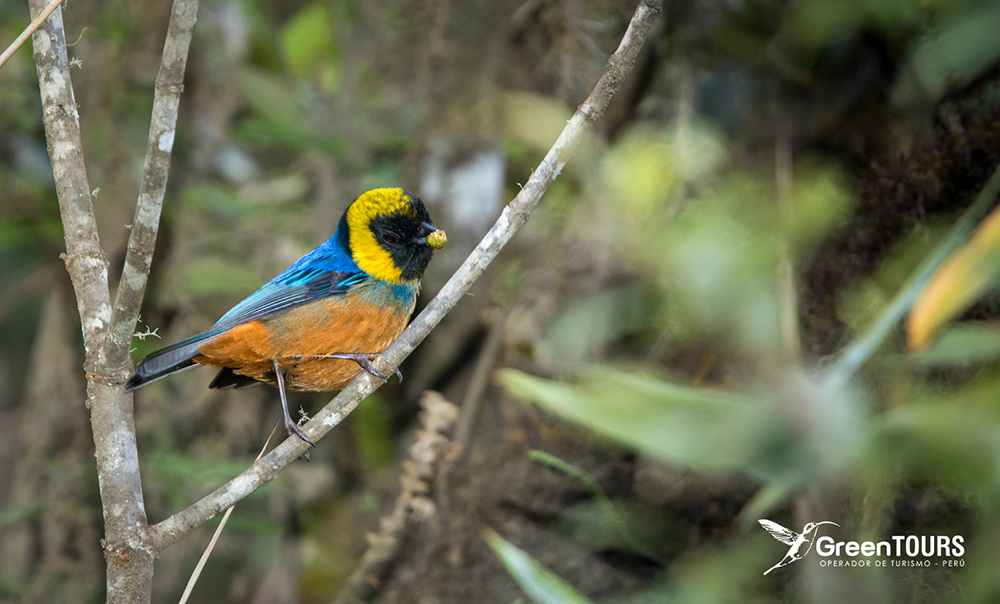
381,232 -> 399,245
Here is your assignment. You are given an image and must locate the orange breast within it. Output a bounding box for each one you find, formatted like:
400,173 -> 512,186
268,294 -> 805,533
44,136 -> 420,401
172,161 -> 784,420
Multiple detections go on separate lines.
193,292 -> 412,392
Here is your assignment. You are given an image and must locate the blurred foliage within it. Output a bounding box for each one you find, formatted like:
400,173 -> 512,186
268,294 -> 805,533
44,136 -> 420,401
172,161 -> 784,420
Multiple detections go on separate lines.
529,450 -> 665,562
281,2 -> 340,90
911,323 -> 1000,366
349,392 -> 397,470
909,203 -> 1000,349
485,528 -> 596,604
495,0 -> 1000,597
4,0 -> 1000,602
893,1 -> 1000,108
499,115 -> 1000,602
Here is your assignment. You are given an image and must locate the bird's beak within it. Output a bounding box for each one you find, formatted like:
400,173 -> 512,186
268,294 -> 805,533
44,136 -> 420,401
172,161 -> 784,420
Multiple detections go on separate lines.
420,222 -> 447,249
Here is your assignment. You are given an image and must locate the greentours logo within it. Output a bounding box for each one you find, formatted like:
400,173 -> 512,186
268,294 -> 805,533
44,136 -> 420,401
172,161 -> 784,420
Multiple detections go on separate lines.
758,520 -> 839,574
758,519 -> 965,575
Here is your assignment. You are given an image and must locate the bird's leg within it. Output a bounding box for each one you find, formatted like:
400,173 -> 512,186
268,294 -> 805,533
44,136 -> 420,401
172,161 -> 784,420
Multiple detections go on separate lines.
272,359 -> 315,447
303,353 -> 403,383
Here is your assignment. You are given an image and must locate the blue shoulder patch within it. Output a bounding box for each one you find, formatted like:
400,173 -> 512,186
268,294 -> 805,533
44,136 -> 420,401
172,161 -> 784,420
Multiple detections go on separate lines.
213,234 -> 369,329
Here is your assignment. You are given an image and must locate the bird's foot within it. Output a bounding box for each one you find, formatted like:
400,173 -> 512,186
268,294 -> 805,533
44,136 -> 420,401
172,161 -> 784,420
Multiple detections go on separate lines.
272,360 -> 315,450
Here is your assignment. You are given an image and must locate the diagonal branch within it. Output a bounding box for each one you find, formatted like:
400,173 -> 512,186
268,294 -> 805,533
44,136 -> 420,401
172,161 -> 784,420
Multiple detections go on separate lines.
0,0 -> 65,69
147,0 -> 664,553
98,0 -> 199,377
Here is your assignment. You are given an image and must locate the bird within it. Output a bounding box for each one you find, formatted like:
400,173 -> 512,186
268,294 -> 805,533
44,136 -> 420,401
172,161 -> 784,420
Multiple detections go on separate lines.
758,519 -> 840,575
125,188 -> 447,446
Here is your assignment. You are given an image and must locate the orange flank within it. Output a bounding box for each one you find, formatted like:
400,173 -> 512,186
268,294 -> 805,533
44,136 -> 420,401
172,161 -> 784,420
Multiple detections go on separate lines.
193,292 -> 413,392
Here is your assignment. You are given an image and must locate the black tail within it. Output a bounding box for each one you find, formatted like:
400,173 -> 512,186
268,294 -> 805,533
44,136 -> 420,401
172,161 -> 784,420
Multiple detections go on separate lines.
208,367 -> 261,390
125,329 -> 222,391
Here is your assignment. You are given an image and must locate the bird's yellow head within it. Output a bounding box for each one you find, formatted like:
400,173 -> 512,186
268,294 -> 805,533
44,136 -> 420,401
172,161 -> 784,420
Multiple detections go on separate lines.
342,188 -> 446,284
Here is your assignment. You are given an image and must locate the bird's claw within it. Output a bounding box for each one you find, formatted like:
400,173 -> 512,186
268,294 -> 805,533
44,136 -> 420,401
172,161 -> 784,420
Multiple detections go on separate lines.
285,416 -> 315,447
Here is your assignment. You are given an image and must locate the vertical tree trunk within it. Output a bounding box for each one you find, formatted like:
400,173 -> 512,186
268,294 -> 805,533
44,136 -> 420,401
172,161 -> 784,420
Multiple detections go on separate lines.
28,0 -> 155,599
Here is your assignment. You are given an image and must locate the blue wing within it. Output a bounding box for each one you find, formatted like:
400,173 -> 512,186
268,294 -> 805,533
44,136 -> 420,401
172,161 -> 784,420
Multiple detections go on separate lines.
212,238 -> 368,330
127,235 -> 366,391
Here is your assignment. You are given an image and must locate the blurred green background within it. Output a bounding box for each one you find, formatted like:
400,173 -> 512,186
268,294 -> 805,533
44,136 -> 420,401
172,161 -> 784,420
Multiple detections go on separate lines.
2,0 -> 1000,602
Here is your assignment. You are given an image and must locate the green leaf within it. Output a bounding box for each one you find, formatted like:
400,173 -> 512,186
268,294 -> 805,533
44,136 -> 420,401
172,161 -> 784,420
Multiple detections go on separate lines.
502,92 -> 573,153
736,470 -> 805,526
281,2 -> 339,90
529,451 -> 664,561
823,163 -> 1000,390
893,1 -> 1000,106
909,204 -> 1000,349
484,529 -> 595,604
876,401 -> 1000,487
501,368 -> 770,471
787,163 -> 852,249
911,323 -> 1000,366
505,367 -> 869,489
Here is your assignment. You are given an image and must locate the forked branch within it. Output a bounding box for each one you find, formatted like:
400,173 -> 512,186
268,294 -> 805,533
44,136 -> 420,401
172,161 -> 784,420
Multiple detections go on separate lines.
29,0 -> 200,601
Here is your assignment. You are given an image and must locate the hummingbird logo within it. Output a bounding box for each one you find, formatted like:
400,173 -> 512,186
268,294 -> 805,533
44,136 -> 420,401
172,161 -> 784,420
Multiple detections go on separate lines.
758,519 -> 840,575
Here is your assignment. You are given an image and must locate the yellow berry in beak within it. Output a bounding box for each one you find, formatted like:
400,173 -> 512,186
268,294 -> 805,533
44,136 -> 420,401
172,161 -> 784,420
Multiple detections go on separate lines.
426,229 -> 447,249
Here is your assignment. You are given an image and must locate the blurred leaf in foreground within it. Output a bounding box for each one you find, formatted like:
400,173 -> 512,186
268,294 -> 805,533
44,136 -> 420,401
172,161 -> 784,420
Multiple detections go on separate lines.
503,368 -> 867,490
910,323 -> 1000,366
893,0 -> 1000,107
502,368 -> 754,470
875,394 -> 1000,488
529,450 -> 665,562
786,161 -> 853,251
484,528 -> 595,604
908,204 -> 1000,350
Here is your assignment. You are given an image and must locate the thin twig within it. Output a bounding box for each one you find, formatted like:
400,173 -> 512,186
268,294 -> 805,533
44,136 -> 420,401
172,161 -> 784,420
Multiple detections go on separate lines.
423,311 -> 509,575
332,392 -> 459,604
146,0 -> 664,553
98,0 -> 198,378
0,0 -> 64,69
432,310 -> 507,564
178,426 -> 278,604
